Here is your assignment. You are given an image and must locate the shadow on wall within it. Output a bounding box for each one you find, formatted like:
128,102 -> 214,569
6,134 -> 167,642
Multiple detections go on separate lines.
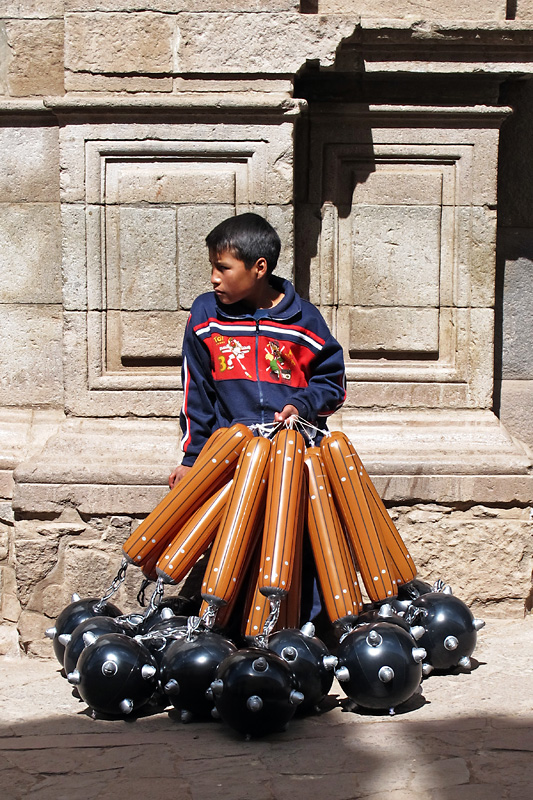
494,77 -> 533,416
293,102 -> 376,302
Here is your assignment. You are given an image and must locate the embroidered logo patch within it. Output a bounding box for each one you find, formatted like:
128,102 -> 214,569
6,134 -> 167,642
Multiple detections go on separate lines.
265,340 -> 294,381
217,336 -> 252,379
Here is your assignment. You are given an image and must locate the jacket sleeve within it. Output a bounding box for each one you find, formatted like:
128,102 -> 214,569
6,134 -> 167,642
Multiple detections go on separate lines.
180,313 -> 217,466
287,327 -> 346,424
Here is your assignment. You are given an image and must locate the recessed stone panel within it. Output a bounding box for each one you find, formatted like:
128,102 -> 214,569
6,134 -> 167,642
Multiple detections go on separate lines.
299,106 -> 502,411
177,204 -> 235,309
107,310 -> 189,366
349,167 -> 444,207
60,121 -> 292,415
106,206 -> 178,312
340,205 -> 442,308
106,159 -> 239,205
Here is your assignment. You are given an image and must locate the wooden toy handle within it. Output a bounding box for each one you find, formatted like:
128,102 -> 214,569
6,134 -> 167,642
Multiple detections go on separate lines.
122,424 -> 252,568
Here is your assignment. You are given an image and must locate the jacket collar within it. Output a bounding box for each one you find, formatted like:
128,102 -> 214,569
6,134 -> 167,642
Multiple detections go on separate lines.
215,276 -> 301,322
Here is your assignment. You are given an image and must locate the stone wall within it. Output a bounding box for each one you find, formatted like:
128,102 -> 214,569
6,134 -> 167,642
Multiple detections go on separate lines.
1,3 -> 533,656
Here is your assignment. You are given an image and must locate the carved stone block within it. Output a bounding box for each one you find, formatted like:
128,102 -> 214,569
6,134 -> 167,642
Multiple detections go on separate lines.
0,127 -> 59,203
4,20 -> 64,96
317,0 -> 507,19
0,306 -> 63,407
64,11 -> 177,74
0,204 -> 61,304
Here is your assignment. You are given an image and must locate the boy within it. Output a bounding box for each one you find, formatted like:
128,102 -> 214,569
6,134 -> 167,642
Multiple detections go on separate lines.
169,212 -> 346,488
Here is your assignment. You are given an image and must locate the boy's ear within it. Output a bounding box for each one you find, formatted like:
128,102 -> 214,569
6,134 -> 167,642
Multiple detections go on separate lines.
254,257 -> 268,277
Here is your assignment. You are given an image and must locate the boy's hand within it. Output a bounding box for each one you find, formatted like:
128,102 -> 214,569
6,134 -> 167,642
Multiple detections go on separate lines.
168,464 -> 192,489
274,404 -> 299,425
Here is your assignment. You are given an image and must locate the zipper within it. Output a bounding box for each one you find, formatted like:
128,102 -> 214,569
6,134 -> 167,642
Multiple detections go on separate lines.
255,320 -> 265,423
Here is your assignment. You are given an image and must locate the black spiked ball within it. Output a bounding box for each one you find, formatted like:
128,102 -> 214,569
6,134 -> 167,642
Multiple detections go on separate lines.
160,631 -> 236,719
335,622 -> 424,713
211,647 -> 301,737
69,633 -> 158,717
47,597 -> 122,666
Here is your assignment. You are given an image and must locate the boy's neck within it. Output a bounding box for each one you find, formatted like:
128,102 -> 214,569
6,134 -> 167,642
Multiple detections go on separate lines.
244,278 -> 284,311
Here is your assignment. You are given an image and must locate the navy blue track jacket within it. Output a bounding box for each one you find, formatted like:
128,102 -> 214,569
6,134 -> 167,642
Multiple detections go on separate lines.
180,277 -> 346,466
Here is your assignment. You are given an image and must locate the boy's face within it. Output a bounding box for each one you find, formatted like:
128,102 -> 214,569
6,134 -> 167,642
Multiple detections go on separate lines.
209,248 -> 267,306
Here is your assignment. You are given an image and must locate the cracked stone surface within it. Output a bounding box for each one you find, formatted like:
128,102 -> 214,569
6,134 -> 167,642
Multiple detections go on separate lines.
0,618 -> 532,799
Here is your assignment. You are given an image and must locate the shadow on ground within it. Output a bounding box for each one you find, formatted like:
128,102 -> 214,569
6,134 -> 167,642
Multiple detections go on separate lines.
1,683 -> 532,800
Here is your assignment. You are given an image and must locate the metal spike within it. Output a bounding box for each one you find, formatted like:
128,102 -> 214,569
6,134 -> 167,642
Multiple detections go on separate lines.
289,690 -> 305,706
458,655 -> 472,670
281,646 -> 297,662
412,647 -> 427,663
300,621 -> 315,638
366,630 -> 382,647
210,678 -> 224,697
58,633 -> 71,647
473,618 -> 485,631
161,607 -> 174,620
119,698 -> 134,715
378,603 -> 393,618
442,584 -> 453,595
252,657 -> 268,672
388,707 -> 396,716
180,709 -> 193,723
164,678 -> 180,695
422,662 -> 433,677
323,655 -> 338,670
101,660 -> 118,677
247,695 -> 263,712
71,593 -> 81,602
211,707 -> 220,720
82,631 -> 98,647
409,625 -> 426,641
335,666 -> 350,682
141,664 -> 157,680
45,626 -> 56,640
378,666 -> 394,683
205,687 -> 214,701
67,669 -> 81,685
444,635 -> 459,651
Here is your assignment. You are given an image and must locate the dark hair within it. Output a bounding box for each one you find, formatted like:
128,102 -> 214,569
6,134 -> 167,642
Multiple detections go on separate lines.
205,213 -> 281,274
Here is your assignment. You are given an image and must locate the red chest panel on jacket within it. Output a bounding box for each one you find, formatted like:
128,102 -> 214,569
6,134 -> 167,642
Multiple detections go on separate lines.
204,333 -> 314,388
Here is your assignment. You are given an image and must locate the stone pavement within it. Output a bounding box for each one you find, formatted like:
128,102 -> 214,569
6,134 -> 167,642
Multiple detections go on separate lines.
1,618 -> 532,800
